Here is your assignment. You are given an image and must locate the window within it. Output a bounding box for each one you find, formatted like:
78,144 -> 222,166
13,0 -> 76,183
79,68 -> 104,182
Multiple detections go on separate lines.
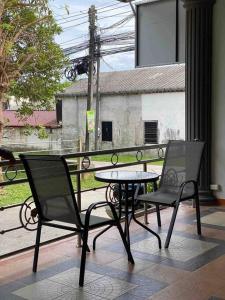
102,121 -> 112,142
136,0 -> 185,67
144,121 -> 158,144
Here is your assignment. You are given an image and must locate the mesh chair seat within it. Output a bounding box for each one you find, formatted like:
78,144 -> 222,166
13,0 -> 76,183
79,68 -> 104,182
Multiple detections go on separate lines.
80,214 -> 112,227
45,212 -> 111,227
137,189 -> 195,206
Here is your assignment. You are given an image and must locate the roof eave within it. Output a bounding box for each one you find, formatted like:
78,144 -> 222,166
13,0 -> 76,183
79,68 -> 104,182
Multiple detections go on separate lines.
56,87 -> 185,98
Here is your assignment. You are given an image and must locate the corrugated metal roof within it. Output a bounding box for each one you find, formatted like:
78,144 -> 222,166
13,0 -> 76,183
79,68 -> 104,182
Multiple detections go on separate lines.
3,111 -> 59,128
58,64 -> 185,97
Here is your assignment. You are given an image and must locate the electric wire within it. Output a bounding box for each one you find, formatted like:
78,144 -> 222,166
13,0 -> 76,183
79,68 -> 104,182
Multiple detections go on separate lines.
59,34 -> 88,46
62,12 -> 132,30
63,31 -> 135,56
60,2 -> 135,75
54,1 -> 126,21
100,14 -> 134,31
56,4 -> 129,24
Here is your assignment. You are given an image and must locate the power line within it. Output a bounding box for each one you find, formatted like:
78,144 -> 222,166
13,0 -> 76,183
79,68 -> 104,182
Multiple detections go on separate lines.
56,3 -> 129,24
62,12 -> 132,30
59,34 -> 88,46
62,4 -> 136,83
54,1 -> 125,22
98,12 -> 132,22
62,20 -> 89,30
63,31 -> 135,56
97,1 -> 125,11
100,14 -> 134,31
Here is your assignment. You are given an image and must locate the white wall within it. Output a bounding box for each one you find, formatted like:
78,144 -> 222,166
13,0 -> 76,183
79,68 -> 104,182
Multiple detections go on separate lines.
142,92 -> 185,143
212,0 -> 225,199
62,92 -> 185,150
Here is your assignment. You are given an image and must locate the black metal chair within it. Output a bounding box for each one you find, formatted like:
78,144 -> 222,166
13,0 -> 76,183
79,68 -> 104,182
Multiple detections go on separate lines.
19,154 -> 134,287
136,140 -> 205,248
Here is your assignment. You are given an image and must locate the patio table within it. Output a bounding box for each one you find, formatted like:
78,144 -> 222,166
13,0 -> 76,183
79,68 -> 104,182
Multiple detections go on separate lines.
95,170 -> 161,249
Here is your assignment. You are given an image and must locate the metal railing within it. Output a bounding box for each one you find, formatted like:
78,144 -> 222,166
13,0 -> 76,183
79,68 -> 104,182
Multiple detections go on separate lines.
0,143 -> 166,258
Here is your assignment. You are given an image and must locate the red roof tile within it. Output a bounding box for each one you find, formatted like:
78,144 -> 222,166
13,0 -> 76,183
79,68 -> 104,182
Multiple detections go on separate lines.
3,110 -> 59,128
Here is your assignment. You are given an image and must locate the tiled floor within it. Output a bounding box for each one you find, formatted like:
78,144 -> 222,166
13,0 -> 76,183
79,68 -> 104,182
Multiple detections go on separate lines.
2,203 -> 225,299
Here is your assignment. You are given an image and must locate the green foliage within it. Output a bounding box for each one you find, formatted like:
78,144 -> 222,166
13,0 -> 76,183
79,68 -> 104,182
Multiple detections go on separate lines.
22,124 -> 34,136
37,125 -> 49,139
0,0 -> 69,113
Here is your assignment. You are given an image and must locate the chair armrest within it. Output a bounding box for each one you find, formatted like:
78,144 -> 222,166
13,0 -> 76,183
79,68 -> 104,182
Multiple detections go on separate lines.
84,201 -> 119,228
87,201 -> 113,212
176,180 -> 198,203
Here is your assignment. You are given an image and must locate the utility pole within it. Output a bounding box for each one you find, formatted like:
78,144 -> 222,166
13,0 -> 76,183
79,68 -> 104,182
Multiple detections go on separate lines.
94,35 -> 101,150
85,5 -> 96,151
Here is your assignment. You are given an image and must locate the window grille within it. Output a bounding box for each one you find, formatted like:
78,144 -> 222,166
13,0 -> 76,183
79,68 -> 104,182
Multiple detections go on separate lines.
144,121 -> 158,144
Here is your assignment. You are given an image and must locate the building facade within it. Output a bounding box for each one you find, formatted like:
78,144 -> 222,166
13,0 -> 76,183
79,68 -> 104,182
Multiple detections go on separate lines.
58,64 -> 185,150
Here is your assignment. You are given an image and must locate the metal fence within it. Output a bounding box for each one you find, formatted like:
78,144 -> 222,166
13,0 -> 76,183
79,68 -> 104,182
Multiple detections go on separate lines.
0,143 -> 166,258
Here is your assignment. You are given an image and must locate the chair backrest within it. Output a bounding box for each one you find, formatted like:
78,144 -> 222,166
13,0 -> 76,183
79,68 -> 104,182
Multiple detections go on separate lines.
20,154 -> 82,226
160,140 -> 205,194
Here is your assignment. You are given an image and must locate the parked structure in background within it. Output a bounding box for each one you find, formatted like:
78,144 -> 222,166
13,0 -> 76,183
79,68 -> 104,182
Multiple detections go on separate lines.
57,64 -> 185,150
2,110 -> 62,151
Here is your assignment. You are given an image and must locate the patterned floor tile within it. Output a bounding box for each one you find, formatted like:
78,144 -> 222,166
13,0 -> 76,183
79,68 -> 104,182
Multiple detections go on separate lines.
138,262 -> 190,284
131,233 -> 217,262
82,276 -> 137,299
48,267 -> 104,288
128,279 -> 166,299
12,279 -> 72,300
201,212 -> 225,227
3,205 -> 225,300
54,290 -> 107,300
115,293 -> 146,300
0,293 -> 23,300
106,257 -> 155,273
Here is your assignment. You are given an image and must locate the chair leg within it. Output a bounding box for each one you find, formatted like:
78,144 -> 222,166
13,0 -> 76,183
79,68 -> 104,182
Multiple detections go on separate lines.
156,204 -> 161,227
33,222 -> 42,272
195,194 -> 201,235
116,221 -> 134,264
165,203 -> 179,248
93,225 -> 113,250
144,203 -> 149,224
80,233 -> 90,252
132,214 -> 161,249
79,229 -> 89,287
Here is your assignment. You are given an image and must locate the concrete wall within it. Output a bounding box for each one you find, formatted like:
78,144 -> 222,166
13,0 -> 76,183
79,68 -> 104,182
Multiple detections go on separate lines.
62,91 -> 185,150
99,94 -> 143,149
142,92 -> 185,143
62,96 -> 79,149
3,127 -> 62,151
212,0 -> 225,199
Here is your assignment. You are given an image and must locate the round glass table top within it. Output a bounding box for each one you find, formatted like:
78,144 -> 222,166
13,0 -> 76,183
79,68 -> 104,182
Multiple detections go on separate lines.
95,170 -> 159,184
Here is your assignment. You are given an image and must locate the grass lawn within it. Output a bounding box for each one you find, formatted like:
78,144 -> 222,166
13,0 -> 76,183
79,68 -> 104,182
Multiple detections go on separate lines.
92,154 -> 163,165
0,172 -> 105,207
0,155 -> 163,207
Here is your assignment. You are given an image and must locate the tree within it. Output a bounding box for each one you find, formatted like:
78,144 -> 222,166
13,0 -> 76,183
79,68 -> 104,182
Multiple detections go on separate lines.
0,0 -> 68,140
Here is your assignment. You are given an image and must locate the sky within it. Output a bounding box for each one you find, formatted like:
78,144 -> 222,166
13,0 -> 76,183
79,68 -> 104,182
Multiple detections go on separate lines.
49,0 -> 136,73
